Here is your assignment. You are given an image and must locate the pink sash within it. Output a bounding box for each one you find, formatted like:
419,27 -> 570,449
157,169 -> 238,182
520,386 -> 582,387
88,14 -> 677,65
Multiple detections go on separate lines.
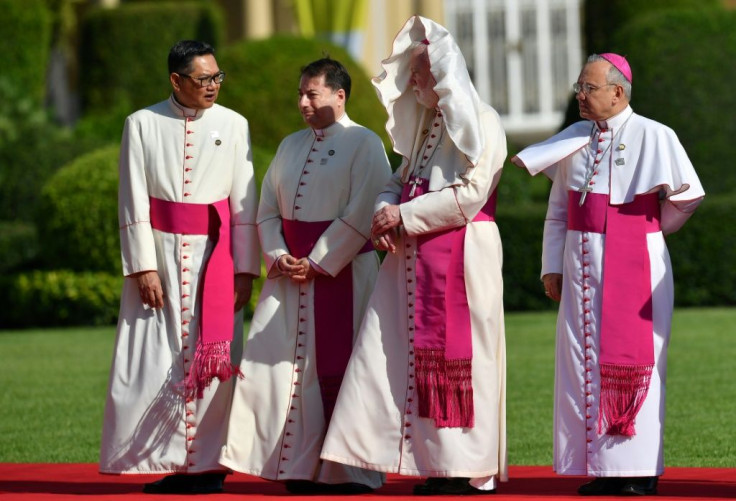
403,177 -> 496,428
281,218 -> 373,422
567,191 -> 661,436
149,197 -> 240,399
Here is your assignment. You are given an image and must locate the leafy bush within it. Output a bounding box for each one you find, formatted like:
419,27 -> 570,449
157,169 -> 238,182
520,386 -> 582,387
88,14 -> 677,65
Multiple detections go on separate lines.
0,0 -> 51,110
0,221 -> 40,274
79,1 -> 224,114
584,0 -> 720,54
0,123 -> 110,222
666,194 -> 736,306
496,202 -> 554,312
36,145 -> 120,273
0,270 -> 122,328
217,35 -> 390,153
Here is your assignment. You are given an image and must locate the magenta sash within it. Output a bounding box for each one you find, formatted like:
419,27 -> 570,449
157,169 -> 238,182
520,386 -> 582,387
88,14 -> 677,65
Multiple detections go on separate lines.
149,196 -> 240,398
281,218 -> 373,422
403,177 -> 496,428
568,191 -> 660,436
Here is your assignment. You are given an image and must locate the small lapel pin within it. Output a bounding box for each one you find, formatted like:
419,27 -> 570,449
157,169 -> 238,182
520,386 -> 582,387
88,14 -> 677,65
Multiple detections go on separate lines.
617,143 -> 625,151
215,139 -> 222,146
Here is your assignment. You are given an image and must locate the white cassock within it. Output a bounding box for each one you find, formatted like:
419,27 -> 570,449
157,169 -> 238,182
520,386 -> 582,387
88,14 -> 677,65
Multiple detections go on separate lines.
514,105 -> 704,476
219,114 -> 392,487
321,17 -> 508,488
100,96 -> 260,474
321,108 -> 507,483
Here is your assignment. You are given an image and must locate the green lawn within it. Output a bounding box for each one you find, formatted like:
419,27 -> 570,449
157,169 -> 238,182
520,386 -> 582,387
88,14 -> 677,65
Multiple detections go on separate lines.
0,307 -> 734,466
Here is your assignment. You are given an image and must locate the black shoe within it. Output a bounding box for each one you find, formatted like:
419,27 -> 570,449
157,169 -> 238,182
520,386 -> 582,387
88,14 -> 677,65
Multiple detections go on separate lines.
285,479 -> 373,495
620,476 -> 658,496
326,482 -> 374,494
143,474 -> 193,494
578,477 -> 626,496
285,480 -> 326,494
143,472 -> 225,494
190,473 -> 226,494
413,477 -> 493,496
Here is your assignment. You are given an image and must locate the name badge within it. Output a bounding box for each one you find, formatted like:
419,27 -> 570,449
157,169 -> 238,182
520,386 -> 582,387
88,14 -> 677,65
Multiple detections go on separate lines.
615,158 -> 625,166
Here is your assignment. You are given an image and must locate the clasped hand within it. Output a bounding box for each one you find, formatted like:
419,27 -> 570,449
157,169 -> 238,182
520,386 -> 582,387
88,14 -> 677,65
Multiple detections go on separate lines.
371,204 -> 401,253
278,254 -> 317,283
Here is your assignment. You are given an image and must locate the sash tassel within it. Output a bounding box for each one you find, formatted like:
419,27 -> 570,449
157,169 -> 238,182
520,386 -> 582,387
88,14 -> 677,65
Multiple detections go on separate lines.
599,363 -> 654,437
184,341 -> 244,399
415,348 -> 474,428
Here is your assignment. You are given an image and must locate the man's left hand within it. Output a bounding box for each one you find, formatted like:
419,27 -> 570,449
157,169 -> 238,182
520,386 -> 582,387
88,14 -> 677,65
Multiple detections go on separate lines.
234,273 -> 255,312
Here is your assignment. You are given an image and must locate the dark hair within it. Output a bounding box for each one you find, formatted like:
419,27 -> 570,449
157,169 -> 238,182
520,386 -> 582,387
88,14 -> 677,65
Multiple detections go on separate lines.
301,58 -> 352,101
168,40 -> 215,74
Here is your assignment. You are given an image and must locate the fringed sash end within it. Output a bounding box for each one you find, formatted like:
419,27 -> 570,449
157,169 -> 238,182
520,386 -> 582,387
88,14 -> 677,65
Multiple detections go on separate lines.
180,341 -> 243,399
598,363 -> 653,437
416,348 -> 474,428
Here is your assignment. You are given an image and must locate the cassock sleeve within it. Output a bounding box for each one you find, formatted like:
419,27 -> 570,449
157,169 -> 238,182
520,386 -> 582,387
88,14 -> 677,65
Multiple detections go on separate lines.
541,160 -> 568,277
308,132 -> 392,276
118,114 -> 157,276
399,110 -> 506,236
375,159 -> 407,211
229,115 -> 261,276
257,144 -> 291,278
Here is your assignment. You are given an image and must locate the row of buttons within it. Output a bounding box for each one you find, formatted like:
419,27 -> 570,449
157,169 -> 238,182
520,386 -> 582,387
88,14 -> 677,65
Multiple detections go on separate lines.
182,114 -> 199,468
580,232 -> 595,452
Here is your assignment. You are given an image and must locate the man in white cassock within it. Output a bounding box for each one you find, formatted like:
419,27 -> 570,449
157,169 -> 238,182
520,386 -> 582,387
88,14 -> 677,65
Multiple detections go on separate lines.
320,16 -> 508,496
512,53 -> 704,496
99,40 -> 260,494
219,58 -> 392,494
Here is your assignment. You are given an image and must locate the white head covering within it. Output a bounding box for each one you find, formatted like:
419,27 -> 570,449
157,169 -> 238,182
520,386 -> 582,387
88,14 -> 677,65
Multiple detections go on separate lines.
372,15 -> 488,168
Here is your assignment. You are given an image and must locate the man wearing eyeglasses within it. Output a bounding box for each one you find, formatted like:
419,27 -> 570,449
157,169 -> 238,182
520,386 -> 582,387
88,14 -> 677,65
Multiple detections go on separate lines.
512,54 -> 704,496
99,40 -> 260,494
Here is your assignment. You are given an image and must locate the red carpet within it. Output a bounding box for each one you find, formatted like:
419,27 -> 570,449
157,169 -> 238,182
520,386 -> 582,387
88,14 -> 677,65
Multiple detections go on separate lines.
0,464 -> 734,500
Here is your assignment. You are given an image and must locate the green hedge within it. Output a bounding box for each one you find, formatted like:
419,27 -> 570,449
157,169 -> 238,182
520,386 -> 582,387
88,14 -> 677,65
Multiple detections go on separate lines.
36,145 -> 120,273
496,202 -> 553,312
584,0 -> 720,54
79,1 -> 224,114
0,270 -> 122,328
0,221 -> 39,274
217,35 -> 390,153
0,124 -> 109,222
0,0 -> 51,110
665,194 -> 736,306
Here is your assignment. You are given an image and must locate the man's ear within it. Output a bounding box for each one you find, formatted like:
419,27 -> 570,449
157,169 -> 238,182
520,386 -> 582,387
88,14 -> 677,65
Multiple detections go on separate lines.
170,72 -> 182,92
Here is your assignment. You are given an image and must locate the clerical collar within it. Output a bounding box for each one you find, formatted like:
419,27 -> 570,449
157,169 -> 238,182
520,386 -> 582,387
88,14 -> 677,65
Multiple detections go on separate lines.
312,113 -> 349,138
168,94 -> 202,119
596,105 -> 633,132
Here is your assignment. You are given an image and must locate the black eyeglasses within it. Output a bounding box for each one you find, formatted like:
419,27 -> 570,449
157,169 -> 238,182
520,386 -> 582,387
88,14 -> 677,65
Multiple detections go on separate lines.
179,71 -> 226,88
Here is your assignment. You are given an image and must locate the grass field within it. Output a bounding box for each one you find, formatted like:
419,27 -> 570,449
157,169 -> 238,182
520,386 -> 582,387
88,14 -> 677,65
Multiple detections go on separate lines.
0,307 -> 734,466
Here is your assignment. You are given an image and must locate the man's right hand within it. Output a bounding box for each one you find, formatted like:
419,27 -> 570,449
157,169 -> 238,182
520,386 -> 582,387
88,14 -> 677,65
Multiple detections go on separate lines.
542,273 -> 563,302
277,254 -> 310,283
134,270 -> 164,309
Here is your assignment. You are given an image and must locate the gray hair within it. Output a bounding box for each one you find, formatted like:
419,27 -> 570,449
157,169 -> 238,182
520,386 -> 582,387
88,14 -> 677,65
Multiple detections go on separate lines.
587,54 -> 632,100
